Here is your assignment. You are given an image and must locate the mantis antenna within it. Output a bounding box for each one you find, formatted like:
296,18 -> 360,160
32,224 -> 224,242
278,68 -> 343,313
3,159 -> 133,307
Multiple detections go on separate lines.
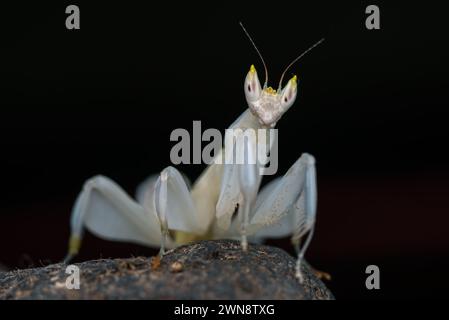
239,22 -> 268,88
278,38 -> 325,91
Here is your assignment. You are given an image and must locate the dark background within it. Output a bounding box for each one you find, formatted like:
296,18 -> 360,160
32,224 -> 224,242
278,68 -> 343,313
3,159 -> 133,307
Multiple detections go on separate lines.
0,1 -> 448,299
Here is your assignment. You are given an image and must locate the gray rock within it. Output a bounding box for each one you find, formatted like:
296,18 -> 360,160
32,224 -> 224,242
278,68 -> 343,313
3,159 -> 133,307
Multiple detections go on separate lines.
0,240 -> 333,300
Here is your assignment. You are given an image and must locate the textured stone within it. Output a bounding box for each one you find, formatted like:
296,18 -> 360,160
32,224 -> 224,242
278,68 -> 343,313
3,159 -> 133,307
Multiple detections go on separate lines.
0,240 -> 333,300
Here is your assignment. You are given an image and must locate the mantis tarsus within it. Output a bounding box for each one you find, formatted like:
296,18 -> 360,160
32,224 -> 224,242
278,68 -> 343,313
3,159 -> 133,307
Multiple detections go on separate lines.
64,23 -> 325,283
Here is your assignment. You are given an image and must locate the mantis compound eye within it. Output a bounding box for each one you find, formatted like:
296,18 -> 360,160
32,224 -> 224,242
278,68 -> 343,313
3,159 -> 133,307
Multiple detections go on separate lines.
244,65 -> 262,103
280,75 -> 298,112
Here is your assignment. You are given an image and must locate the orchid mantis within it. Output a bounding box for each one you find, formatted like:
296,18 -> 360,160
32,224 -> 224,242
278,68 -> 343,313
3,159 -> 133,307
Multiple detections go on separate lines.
64,24 -> 324,282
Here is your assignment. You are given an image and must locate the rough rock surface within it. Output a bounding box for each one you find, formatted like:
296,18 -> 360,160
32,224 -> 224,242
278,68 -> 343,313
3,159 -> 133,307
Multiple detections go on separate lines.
0,240 -> 333,300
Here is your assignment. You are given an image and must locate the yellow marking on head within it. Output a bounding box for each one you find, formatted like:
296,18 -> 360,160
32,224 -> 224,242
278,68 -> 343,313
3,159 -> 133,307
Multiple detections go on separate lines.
264,86 -> 277,95
291,75 -> 297,85
250,64 -> 256,73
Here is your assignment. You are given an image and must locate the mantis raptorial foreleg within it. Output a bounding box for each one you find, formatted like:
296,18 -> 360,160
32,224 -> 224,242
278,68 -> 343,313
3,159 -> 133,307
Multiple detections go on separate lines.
236,134 -> 261,251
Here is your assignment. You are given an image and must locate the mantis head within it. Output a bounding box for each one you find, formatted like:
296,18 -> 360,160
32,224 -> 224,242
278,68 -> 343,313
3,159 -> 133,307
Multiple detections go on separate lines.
240,22 -> 324,127
244,65 -> 297,127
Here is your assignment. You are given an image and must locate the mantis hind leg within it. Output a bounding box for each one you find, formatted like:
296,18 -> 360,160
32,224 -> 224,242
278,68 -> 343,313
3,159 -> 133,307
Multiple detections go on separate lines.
64,175 -> 162,263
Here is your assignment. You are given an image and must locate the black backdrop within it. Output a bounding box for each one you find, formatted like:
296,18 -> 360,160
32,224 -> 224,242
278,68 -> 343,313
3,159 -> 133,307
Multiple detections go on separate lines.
0,1 -> 448,299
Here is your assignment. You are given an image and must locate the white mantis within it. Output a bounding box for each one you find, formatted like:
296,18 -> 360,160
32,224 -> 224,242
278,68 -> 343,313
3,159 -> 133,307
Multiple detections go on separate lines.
64,23 -> 324,282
